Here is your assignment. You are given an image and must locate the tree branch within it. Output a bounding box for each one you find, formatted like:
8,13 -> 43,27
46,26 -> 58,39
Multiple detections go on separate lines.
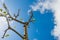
2,16 -> 24,39
2,27 -> 24,39
3,3 -> 25,24
14,9 -> 20,19
10,27 -> 24,39
2,28 -> 8,38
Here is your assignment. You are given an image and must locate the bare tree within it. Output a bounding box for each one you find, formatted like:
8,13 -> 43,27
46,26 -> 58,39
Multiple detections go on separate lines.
0,2 -> 35,40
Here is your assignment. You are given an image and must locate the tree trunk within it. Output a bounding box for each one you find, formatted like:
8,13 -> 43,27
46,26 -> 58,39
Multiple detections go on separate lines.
23,25 -> 28,40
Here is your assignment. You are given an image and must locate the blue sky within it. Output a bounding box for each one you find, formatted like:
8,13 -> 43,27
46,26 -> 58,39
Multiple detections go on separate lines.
0,0 -> 57,40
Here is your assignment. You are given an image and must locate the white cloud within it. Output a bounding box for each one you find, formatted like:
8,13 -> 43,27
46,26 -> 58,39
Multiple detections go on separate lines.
30,0 -> 60,40
30,0 -> 54,13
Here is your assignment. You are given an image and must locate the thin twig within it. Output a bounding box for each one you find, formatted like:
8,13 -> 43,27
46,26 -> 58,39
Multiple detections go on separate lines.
2,28 -> 8,38
14,9 -> 20,19
28,10 -> 33,23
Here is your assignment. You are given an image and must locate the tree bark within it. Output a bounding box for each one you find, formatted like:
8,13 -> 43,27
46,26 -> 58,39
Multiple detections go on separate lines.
23,25 -> 28,40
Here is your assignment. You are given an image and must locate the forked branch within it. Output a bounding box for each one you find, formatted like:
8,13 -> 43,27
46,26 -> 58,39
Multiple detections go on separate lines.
3,3 -> 25,24
2,16 -> 24,39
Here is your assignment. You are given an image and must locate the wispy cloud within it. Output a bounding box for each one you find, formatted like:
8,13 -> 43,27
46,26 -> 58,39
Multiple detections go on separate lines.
30,0 -> 54,13
30,0 -> 60,40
